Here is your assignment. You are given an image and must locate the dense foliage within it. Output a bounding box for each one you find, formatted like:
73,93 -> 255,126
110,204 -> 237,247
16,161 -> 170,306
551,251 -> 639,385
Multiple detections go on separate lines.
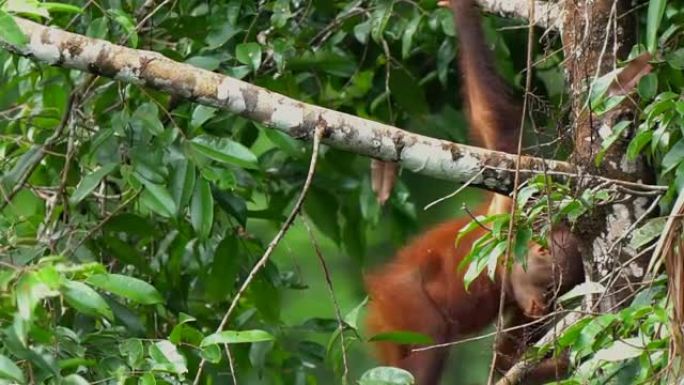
0,0 -> 683,384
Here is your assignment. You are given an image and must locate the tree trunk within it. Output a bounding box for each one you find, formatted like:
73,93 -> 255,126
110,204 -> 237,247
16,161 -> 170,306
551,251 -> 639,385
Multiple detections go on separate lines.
561,0 -> 653,311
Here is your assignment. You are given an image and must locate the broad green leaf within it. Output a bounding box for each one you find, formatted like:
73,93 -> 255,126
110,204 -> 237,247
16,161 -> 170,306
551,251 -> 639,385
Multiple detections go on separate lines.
69,163 -> 118,204
627,129 -> 653,159
206,235 -> 241,301
108,9 -> 138,47
61,280 -> 113,320
170,159 -> 196,215
120,339 -> 144,368
667,48 -> 684,70
0,355 -> 25,384
149,340 -> 187,375
191,105 -> 217,128
0,146 -> 42,192
86,17 -> 109,39
200,330 -> 274,347
558,282 -> 606,302
0,10 -> 27,47
353,20 -> 371,44
638,73 -> 657,99
596,121 -> 630,166
190,178 -> 214,239
41,3 -> 82,13
646,0 -> 667,53
131,103 -> 164,135
594,337 -> 644,361
629,216 -> 666,249
200,345 -> 222,364
189,135 -> 258,169
4,0 -> 49,17
134,174 -> 177,218
63,374 -> 89,385
513,226 -> 532,262
401,15 -> 422,59
662,138 -> 684,173
16,272 -> 58,321
87,274 -> 163,305
359,367 -> 414,385
370,1 -> 394,43
369,331 -> 433,345
139,373 -> 156,385
235,42 -> 262,71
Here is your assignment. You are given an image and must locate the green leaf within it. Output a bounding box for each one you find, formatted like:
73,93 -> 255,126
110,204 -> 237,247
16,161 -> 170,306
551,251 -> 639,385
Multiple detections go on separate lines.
646,0 -> 667,53
149,340 -> 187,375
120,339 -> 144,368
16,272 -> 58,321
662,138 -> 684,173
69,163 -> 118,204
359,367 -> 414,385
62,374 -> 89,385
667,48 -> 684,70
131,103 -> 164,136
0,355 -> 25,384
206,235 -> 241,301
109,9 -> 138,47
61,280 -> 113,320
370,1 -> 394,43
170,159 -> 196,215
369,331 -> 433,345
134,174 -> 177,218
353,20 -> 371,44
594,337 -> 644,362
0,10 -> 27,47
191,105 -> 217,129
87,274 -> 163,305
189,135 -> 258,169
41,3 -> 82,14
200,330 -> 274,347
86,17 -> 109,39
627,129 -> 653,159
401,15 -> 422,59
139,373 -> 156,385
595,121 -> 630,166
190,178 -> 214,239
200,345 -> 222,364
513,226 -> 532,262
629,217 -> 666,249
638,73 -> 658,99
235,42 -> 262,71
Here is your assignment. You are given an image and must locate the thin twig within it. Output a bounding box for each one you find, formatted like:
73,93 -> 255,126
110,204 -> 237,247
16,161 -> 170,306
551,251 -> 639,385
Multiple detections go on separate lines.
487,2 -> 536,384
607,194 -> 662,254
412,308 -> 581,352
192,123 -> 325,385
223,344 -> 238,385
65,190 -> 141,256
0,78 -> 92,210
423,168 -> 485,211
302,218 -> 350,384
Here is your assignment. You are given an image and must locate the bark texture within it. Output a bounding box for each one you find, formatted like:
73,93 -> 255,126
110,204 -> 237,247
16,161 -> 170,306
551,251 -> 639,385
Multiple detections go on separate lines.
561,0 -> 652,310
0,16 -> 583,195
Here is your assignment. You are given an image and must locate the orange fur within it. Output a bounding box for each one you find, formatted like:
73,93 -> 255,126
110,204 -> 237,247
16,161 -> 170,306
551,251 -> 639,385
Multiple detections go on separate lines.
365,1 -> 584,384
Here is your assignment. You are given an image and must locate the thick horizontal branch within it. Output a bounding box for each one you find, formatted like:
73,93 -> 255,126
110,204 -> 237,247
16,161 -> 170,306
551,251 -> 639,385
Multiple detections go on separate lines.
1,17 -> 659,196
478,0 -> 561,29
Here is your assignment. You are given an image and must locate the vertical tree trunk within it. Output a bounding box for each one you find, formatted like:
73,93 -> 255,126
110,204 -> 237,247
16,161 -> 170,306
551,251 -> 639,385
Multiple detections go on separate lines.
561,0 -> 653,311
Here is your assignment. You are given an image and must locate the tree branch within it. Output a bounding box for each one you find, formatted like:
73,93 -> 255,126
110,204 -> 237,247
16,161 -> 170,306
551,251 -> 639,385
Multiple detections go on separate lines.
1,17 -> 661,196
478,0 -> 561,29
